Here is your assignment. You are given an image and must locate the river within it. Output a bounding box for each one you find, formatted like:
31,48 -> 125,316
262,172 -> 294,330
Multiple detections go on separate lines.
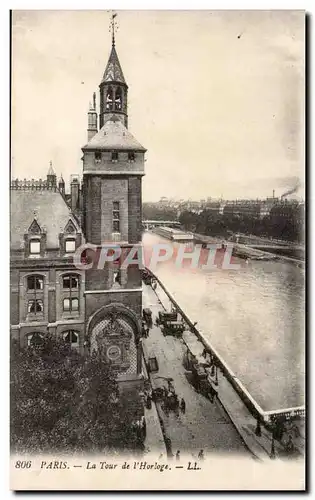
142,231 -> 305,412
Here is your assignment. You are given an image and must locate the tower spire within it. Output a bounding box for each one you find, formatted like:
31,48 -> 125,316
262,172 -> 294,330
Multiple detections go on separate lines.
110,12 -> 118,47
87,93 -> 98,141
99,12 -> 128,129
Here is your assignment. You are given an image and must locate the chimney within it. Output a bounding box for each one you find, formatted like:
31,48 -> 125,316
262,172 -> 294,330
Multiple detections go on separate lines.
58,174 -> 65,197
87,92 -> 98,142
273,189 -> 275,198
70,175 -> 80,212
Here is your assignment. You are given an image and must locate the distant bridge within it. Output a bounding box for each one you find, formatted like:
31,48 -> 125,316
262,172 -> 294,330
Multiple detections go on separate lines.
143,220 -> 181,230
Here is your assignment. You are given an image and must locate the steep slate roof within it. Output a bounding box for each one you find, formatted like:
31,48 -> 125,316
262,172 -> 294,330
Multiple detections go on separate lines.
10,189 -> 81,250
101,45 -> 126,85
82,118 -> 146,151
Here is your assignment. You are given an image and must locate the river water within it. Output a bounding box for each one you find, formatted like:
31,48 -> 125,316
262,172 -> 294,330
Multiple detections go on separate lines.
142,231 -> 305,412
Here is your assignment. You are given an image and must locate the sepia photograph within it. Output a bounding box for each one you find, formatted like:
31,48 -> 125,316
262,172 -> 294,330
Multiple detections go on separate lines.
10,9 -> 305,491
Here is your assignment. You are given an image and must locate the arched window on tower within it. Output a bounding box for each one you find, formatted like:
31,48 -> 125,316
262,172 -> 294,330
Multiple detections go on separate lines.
106,87 -> 113,111
115,87 -> 122,111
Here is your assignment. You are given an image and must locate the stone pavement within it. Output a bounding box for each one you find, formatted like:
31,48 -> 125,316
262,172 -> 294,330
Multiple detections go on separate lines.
143,282 -> 305,462
142,284 -> 250,458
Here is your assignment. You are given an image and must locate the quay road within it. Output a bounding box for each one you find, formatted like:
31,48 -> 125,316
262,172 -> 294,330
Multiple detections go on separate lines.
142,283 -> 250,457
142,231 -> 304,412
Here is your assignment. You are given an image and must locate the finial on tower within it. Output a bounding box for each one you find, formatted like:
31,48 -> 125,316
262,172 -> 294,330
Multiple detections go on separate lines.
109,12 -> 118,47
93,92 -> 96,110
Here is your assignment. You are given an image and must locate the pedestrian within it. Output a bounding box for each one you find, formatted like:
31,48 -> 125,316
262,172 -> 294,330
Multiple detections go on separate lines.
198,449 -> 204,460
180,397 -> 186,413
146,326 -> 150,338
286,435 -> 294,454
176,450 -> 180,461
146,394 -> 152,410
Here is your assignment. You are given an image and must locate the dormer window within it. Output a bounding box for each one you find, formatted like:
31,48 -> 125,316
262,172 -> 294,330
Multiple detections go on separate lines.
25,219 -> 46,258
65,239 -> 76,254
111,151 -> 118,163
94,151 -> 102,164
30,239 -> 41,255
128,151 -> 135,163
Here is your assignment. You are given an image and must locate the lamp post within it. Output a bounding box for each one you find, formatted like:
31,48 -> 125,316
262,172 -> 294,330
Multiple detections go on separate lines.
270,434 -> 276,459
214,365 -> 218,386
255,418 -> 262,437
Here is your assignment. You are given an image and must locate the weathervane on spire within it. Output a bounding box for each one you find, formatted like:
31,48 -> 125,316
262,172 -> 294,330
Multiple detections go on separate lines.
109,12 -> 118,47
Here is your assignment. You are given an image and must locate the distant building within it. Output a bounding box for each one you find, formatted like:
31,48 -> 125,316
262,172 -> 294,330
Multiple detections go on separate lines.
222,200 -> 263,218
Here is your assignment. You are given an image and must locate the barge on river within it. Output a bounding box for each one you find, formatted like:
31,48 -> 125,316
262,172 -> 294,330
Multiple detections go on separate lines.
153,226 -> 194,242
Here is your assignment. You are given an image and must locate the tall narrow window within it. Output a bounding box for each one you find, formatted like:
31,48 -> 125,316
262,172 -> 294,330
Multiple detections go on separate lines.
26,274 -> 44,317
62,274 -> 80,314
111,151 -> 118,162
94,151 -> 101,163
106,87 -> 113,110
128,151 -> 135,162
113,201 -> 120,233
113,269 -> 121,287
115,87 -> 122,111
65,239 -> 76,253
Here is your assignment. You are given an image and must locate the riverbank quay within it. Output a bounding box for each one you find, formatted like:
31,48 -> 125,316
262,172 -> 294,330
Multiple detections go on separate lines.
141,284 -> 250,458
144,275 -> 305,462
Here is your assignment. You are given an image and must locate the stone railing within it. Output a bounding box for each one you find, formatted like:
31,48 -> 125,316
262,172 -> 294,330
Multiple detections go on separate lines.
10,178 -> 58,191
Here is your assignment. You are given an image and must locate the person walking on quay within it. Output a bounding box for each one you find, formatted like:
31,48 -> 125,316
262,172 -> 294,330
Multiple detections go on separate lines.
198,449 -> 205,461
176,450 -> 180,461
180,397 -> 186,414
142,321 -> 146,338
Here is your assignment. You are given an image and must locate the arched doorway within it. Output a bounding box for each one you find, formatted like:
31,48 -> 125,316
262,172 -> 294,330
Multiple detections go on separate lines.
87,303 -> 141,375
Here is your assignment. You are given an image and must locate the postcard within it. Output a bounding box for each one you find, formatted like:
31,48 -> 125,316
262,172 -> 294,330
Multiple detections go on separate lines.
10,10 -> 305,491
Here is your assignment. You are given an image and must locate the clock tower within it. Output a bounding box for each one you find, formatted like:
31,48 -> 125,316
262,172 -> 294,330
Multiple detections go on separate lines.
81,14 -> 146,406
99,18 -> 128,129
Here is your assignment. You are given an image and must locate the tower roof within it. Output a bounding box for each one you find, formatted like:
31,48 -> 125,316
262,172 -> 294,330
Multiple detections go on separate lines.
101,45 -> 126,85
82,117 -> 146,152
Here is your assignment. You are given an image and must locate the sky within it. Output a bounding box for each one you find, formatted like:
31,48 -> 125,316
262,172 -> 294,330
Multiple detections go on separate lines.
11,10 -> 305,201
